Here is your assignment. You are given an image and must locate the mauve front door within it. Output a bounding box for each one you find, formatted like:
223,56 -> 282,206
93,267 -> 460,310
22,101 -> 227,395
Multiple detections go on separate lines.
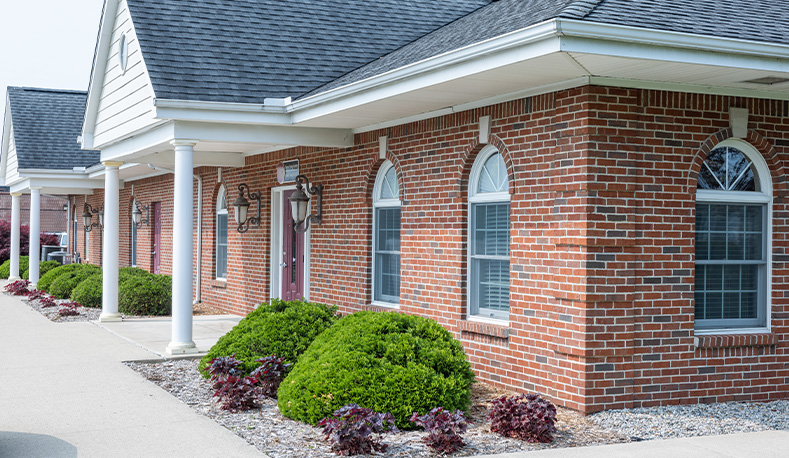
282,190 -> 305,300
153,202 -> 161,274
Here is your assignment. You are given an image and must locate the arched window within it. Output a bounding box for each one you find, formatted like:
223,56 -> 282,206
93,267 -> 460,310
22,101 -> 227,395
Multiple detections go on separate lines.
695,139 -> 770,330
131,200 -> 138,266
372,161 -> 401,304
468,146 -> 510,320
216,186 -> 228,279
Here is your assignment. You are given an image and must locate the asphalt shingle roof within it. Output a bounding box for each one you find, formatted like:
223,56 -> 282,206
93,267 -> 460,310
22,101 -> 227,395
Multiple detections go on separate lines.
125,0 -> 789,103
126,0 -> 490,103
7,87 -> 100,170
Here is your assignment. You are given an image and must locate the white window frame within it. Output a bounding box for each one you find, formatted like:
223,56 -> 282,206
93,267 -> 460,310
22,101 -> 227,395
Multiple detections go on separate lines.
216,186 -> 228,280
372,160 -> 401,307
695,138 -> 772,335
467,145 -> 510,323
131,200 -> 138,267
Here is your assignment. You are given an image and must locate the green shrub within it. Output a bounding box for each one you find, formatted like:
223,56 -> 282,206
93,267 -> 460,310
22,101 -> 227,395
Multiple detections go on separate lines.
0,256 -> 29,279
119,266 -> 153,284
22,260 -> 60,280
118,274 -> 172,316
199,298 -> 339,377
48,265 -> 101,299
277,311 -> 474,429
38,263 -> 89,291
70,273 -> 103,308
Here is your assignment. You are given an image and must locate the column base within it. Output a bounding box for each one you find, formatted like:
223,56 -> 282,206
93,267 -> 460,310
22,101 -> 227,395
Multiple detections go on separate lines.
99,312 -> 123,322
8,276 -> 20,281
166,341 -> 198,355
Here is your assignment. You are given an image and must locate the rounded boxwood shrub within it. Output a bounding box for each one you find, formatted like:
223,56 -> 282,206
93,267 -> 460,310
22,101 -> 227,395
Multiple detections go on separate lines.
70,272 -> 102,308
48,265 -> 101,299
22,260 -> 60,280
37,263 -> 90,291
199,298 -> 339,377
119,266 -> 153,283
277,311 -> 475,429
0,256 -> 29,279
118,274 -> 172,316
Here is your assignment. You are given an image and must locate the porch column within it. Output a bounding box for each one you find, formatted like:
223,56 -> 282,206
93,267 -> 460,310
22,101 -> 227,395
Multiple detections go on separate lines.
100,161 -> 123,322
167,140 -> 198,355
28,188 -> 41,284
8,193 -> 21,280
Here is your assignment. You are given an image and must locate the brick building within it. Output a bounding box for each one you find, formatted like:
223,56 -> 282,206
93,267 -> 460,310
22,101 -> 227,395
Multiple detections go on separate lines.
6,0 -> 789,413
0,190 -> 69,233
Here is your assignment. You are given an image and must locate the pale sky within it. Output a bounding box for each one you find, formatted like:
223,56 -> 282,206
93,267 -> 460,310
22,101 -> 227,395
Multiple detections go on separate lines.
0,0 -> 104,120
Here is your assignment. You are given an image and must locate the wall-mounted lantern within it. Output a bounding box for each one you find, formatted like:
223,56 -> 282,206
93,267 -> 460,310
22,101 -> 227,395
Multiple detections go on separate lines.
233,183 -> 262,233
83,202 -> 103,232
132,201 -> 150,227
288,174 -> 323,233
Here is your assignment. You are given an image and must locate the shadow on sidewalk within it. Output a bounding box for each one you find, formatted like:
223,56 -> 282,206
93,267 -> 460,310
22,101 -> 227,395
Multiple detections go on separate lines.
0,431 -> 77,458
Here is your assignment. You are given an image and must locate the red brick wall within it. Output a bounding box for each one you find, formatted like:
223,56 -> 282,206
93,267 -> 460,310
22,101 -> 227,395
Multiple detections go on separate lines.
0,192 -> 68,233
68,85 -> 789,413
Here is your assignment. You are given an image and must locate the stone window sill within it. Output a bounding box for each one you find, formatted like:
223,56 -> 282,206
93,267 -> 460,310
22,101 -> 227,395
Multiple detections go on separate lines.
459,320 -> 510,339
364,303 -> 399,313
211,279 -> 227,289
694,332 -> 777,349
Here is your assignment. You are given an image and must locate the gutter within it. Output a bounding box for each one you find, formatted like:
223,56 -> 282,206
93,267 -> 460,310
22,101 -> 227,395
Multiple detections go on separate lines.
147,164 -> 203,305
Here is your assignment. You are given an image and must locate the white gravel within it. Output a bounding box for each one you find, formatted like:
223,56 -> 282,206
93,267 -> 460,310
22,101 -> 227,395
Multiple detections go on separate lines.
591,401 -> 789,441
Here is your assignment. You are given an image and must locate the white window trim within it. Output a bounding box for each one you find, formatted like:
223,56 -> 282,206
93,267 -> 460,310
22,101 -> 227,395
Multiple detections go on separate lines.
695,138 -> 772,334
216,185 -> 228,280
467,145 -> 510,323
130,200 -> 138,267
372,160 -> 401,307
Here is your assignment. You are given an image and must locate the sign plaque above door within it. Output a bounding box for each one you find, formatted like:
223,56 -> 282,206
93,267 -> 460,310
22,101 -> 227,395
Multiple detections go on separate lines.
277,160 -> 300,184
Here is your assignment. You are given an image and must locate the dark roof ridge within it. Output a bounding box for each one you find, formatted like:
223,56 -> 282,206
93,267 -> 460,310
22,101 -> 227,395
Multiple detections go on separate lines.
8,86 -> 88,96
559,0 -> 604,19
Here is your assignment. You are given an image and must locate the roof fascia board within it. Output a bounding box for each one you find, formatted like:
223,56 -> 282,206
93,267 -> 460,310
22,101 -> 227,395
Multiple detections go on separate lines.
9,177 -> 104,194
589,76 -> 789,101
100,121 -> 176,162
172,121 -> 353,148
1,96 -> 12,186
18,169 -> 93,178
291,21 -> 562,123
82,0 -> 119,143
353,76 -> 590,134
153,98 -> 293,125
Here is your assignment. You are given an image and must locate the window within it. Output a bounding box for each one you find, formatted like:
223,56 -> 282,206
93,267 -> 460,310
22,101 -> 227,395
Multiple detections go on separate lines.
372,161 -> 401,304
468,146 -> 510,320
695,139 -> 770,331
131,200 -> 138,266
216,186 -> 228,279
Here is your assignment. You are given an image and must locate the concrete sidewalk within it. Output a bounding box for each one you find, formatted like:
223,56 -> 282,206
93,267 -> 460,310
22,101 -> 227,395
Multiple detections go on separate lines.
0,293 -> 262,458
1,292 -> 787,458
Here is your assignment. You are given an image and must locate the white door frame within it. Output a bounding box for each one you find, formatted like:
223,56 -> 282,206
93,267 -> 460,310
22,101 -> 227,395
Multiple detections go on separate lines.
270,185 -> 311,300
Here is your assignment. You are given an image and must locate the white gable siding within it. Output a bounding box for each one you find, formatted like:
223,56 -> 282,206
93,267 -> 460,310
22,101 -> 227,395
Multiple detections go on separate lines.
5,125 -> 20,185
93,0 -> 158,148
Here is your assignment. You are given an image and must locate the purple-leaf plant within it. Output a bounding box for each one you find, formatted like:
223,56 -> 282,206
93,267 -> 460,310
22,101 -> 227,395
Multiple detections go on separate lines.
211,374 -> 261,412
410,407 -> 468,454
58,303 -> 80,317
250,355 -> 291,398
205,354 -> 244,378
487,393 -> 557,443
27,289 -> 47,301
39,295 -> 58,308
4,280 -> 31,296
318,404 -> 399,456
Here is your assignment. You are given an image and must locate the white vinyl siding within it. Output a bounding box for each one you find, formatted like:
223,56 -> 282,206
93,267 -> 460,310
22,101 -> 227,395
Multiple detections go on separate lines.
5,125 -> 20,185
93,0 -> 157,147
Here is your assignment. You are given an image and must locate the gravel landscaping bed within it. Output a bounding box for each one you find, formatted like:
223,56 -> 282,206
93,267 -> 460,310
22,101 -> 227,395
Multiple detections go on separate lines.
23,295 -> 102,322
126,359 -> 789,457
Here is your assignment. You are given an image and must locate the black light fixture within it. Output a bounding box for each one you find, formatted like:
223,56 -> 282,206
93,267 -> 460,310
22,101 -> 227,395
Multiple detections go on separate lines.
288,174 -> 323,233
132,201 -> 150,227
83,202 -> 103,232
62,203 -> 68,211
233,183 -> 261,233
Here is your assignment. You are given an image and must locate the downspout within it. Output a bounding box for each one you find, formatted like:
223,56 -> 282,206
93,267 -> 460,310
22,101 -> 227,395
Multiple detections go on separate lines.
147,164 -> 203,305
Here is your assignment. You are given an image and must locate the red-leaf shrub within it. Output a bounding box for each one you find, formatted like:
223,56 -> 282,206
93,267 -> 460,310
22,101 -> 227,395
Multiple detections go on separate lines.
58,303 -> 80,317
206,354 -> 244,378
251,355 -> 291,398
4,279 -> 31,296
488,394 -> 557,443
318,404 -> 398,456
39,295 -> 58,308
0,220 -> 61,264
211,375 -> 262,412
410,408 -> 468,454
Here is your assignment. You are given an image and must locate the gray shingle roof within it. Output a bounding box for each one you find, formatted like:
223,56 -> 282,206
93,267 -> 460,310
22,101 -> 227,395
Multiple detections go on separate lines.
7,87 -> 100,170
127,0 -> 490,103
125,0 -> 789,104
307,0 -> 789,97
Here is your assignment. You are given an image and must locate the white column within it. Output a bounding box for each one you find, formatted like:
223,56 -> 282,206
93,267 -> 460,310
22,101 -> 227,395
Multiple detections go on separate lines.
29,188 -> 41,284
167,140 -> 198,355
8,193 -> 21,280
100,161 -> 123,322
